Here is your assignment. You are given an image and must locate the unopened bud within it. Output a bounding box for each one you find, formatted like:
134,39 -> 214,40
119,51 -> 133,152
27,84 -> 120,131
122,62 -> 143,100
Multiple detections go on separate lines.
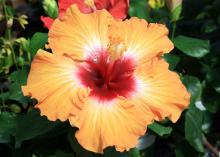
0,14 -> 3,21
166,0 -> 182,11
148,0 -> 165,9
10,104 -> 21,113
6,18 -> 13,28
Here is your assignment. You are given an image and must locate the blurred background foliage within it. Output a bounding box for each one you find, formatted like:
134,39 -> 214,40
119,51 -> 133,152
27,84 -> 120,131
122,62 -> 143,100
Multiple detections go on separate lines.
0,0 -> 220,157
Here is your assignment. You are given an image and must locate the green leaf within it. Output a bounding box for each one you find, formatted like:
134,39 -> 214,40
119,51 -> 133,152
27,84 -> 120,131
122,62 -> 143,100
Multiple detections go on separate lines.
175,140 -> 199,157
182,76 -> 202,105
163,54 -> 180,70
127,148 -> 141,157
206,68 -> 220,93
129,0 -> 150,20
5,5 -> 14,17
9,83 -> 25,102
43,0 -> 58,19
0,112 -> 17,136
202,111 -> 213,133
173,35 -> 210,58
29,32 -> 48,57
185,108 -> 204,153
0,92 -> 10,101
105,148 -> 141,157
10,69 -> 28,85
15,109 -> 60,143
148,122 -> 172,137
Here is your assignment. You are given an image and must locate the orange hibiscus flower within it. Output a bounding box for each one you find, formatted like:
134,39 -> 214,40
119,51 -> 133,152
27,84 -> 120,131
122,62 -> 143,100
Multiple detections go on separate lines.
22,5 -> 190,153
41,0 -> 129,29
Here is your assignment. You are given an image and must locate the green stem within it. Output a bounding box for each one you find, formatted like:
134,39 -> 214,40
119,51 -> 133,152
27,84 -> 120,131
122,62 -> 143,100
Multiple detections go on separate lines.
3,1 -> 19,69
171,22 -> 176,40
10,45 -> 19,69
3,1 -> 12,40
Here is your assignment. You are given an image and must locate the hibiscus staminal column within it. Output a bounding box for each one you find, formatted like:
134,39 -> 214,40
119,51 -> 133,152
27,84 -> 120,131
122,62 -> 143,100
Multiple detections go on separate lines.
77,41 -> 136,102
23,5 -> 190,154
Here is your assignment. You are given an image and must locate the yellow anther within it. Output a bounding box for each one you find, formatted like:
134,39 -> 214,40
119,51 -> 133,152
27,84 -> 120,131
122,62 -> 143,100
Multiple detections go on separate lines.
108,37 -> 127,60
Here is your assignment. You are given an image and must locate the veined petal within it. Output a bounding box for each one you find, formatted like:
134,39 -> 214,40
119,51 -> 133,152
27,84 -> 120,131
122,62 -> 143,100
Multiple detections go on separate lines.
22,49 -> 90,121
133,58 -> 190,122
108,17 -> 174,65
69,98 -> 154,153
48,5 -> 113,59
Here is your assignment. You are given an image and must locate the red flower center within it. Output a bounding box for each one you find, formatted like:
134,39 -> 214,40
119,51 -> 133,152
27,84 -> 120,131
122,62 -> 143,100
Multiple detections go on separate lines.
77,52 -> 136,102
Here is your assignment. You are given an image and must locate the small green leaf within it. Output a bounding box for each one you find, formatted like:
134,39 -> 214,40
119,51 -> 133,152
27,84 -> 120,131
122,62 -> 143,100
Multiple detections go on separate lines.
148,122 -> 172,137
163,54 -> 180,70
185,108 -> 204,153
43,0 -> 58,19
29,32 -> 48,57
174,35 -> 210,58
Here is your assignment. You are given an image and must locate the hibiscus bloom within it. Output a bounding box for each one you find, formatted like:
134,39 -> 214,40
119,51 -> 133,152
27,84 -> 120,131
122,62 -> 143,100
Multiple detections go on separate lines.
41,0 -> 129,29
23,5 -> 190,153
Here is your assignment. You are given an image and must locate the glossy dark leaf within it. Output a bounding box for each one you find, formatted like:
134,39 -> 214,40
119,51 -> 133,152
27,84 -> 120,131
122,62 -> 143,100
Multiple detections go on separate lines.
174,36 -> 210,58
185,108 -> 204,153
148,122 -> 172,137
163,53 -> 180,70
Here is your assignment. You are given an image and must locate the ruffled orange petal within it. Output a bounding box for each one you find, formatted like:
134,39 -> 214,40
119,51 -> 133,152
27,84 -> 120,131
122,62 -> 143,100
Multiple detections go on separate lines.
48,5 -> 113,59
108,17 -> 174,65
69,98 -> 154,153
22,49 -> 90,121
133,58 -> 190,122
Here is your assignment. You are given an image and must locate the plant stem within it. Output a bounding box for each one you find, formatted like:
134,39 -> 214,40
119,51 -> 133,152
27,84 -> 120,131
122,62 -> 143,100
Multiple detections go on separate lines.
203,136 -> 219,157
3,0 -> 18,69
171,22 -> 176,40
